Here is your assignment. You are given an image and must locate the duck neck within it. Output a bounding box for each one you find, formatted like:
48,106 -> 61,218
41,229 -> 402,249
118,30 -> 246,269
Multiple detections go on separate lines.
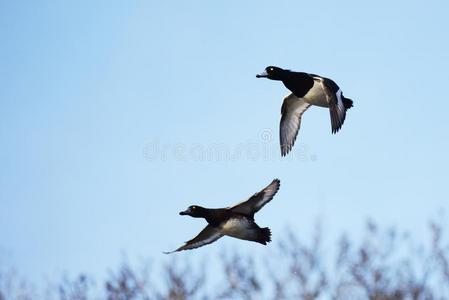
282,72 -> 315,98
203,208 -> 228,227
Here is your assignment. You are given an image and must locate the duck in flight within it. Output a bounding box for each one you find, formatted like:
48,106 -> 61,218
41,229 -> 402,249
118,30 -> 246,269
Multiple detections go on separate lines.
165,179 -> 280,253
256,66 -> 353,156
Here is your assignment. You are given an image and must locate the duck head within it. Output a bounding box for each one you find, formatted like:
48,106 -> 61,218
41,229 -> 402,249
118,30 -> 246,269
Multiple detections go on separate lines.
179,205 -> 206,218
256,66 -> 286,80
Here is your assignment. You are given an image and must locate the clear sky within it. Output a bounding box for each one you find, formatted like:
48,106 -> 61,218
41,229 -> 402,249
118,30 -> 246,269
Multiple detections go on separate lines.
1,0 -> 448,282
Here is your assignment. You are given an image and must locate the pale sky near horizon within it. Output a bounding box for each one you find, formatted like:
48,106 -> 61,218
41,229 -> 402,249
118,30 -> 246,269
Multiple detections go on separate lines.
1,0 -> 449,282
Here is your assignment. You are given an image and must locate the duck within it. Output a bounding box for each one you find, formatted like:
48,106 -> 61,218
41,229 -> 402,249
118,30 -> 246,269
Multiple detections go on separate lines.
165,179 -> 280,253
256,66 -> 353,156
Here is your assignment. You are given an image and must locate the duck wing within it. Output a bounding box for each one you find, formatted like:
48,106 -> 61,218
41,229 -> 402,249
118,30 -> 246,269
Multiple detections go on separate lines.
313,76 -> 346,134
280,93 -> 312,156
164,225 -> 223,253
230,179 -> 280,216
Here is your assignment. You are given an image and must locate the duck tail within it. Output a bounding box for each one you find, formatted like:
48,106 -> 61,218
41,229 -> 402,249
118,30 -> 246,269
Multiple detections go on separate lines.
258,227 -> 272,245
343,97 -> 353,110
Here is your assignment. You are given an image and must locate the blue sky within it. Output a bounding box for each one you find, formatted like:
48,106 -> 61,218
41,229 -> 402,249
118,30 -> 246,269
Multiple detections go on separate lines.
1,0 -> 448,282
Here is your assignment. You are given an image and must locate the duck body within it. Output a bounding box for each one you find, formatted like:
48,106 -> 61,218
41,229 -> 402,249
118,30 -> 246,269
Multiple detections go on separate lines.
283,73 -> 328,107
165,179 -> 280,253
257,66 -> 354,156
190,207 -> 270,244
219,214 -> 270,244
259,68 -> 351,109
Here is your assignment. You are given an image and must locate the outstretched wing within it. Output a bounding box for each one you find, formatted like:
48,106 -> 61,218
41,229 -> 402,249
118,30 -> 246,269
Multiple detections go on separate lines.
230,179 -> 280,216
280,93 -> 312,156
164,225 -> 223,254
314,76 -> 346,134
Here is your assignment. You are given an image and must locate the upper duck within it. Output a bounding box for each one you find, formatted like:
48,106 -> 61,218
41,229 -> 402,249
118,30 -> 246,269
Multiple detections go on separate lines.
165,179 -> 280,253
256,66 -> 353,156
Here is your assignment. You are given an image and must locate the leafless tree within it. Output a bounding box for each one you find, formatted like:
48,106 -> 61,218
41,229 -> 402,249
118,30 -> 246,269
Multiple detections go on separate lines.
57,275 -> 93,300
1,219 -> 448,299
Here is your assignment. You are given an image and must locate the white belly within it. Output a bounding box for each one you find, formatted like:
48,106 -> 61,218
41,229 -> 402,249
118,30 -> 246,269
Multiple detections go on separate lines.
220,218 -> 256,240
302,83 -> 328,107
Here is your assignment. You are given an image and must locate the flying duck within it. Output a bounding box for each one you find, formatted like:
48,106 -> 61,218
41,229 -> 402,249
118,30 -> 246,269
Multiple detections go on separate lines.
165,179 -> 280,253
256,66 -> 353,156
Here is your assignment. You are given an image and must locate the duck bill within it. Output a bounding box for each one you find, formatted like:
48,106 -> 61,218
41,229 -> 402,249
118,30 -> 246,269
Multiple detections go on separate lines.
179,209 -> 191,216
256,70 -> 268,78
